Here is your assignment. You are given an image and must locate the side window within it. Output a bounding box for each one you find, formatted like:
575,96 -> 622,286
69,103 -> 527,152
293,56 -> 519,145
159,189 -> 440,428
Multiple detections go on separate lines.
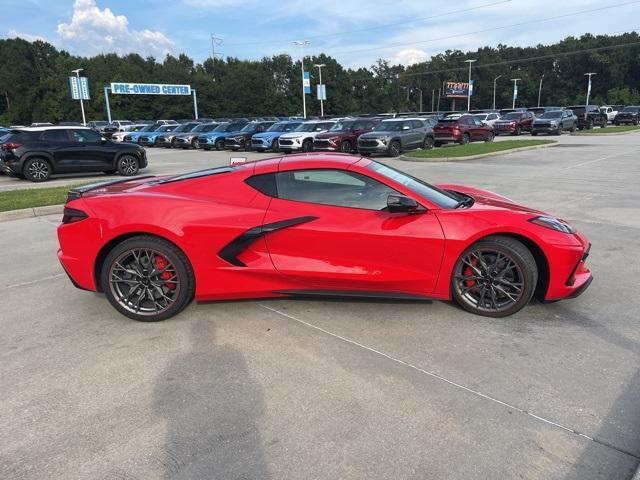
42,129 -> 69,142
489,114 -> 498,120
275,169 -> 397,210
70,129 -> 102,143
412,120 -> 424,129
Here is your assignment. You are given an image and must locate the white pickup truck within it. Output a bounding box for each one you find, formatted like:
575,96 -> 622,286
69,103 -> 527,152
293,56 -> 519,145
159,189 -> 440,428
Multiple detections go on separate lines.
600,106 -> 619,122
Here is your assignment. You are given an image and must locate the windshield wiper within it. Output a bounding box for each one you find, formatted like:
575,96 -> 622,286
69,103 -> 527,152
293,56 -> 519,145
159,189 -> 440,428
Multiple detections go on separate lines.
455,195 -> 475,208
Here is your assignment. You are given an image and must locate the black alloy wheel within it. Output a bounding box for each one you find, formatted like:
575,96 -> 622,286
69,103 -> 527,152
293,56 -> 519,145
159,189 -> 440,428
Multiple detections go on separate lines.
101,236 -> 195,321
24,158 -> 51,182
460,133 -> 470,145
192,138 -> 200,149
117,155 -> 139,176
451,236 -> 537,317
215,139 -> 225,150
388,140 -> 401,157
302,139 -> 313,152
423,136 -> 435,150
340,140 -> 352,153
485,132 -> 495,142
514,126 -> 521,136
272,139 -> 280,153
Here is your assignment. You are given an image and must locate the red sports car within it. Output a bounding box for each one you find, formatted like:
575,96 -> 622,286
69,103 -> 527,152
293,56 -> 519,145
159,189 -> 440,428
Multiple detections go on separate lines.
57,154 -> 592,322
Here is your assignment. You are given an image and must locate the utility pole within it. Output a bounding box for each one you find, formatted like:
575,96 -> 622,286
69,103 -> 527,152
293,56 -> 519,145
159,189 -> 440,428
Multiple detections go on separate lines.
436,88 -> 441,113
314,63 -> 326,117
413,87 -> 423,112
210,34 -> 222,80
293,40 -> 310,118
493,75 -> 502,110
510,78 -> 521,109
71,68 -> 86,126
431,89 -> 435,112
585,72 -> 597,105
537,74 -> 545,107
465,59 -> 476,111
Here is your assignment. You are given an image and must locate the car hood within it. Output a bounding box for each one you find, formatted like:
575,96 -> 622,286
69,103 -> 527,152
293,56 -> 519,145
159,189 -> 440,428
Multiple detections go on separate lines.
315,132 -> 347,139
359,131 -> 393,139
279,132 -> 310,139
252,132 -> 281,139
437,184 -> 545,215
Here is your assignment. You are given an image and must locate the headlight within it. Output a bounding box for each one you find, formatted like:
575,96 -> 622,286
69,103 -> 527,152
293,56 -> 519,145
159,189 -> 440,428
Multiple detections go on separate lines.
529,216 -> 575,234
550,121 -> 558,126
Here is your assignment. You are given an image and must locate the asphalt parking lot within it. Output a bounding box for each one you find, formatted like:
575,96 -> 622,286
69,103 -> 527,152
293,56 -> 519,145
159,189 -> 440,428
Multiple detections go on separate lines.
1,133 -> 639,479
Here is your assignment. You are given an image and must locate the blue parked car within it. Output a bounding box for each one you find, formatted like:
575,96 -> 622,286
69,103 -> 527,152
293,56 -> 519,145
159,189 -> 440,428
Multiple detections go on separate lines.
198,121 -> 249,150
137,125 -> 178,146
250,121 -> 302,152
122,123 -> 162,143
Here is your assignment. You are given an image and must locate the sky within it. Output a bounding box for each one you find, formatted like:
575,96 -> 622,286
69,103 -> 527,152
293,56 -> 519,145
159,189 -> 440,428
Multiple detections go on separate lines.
3,0 -> 639,68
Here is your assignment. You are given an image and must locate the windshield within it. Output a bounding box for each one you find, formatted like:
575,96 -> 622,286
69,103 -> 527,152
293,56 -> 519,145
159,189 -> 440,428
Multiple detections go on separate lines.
503,112 -> 522,120
540,111 -> 563,119
93,121 -> 109,126
141,124 -> 159,132
212,123 -> 230,132
473,114 -> 488,120
373,120 -> 404,132
240,123 -> 259,132
192,123 -> 216,133
224,123 -> 246,132
367,161 -> 459,209
173,123 -> 197,133
160,125 -> 177,132
294,123 -> 318,132
623,106 -> 640,112
119,121 -> 132,125
329,120 -> 355,132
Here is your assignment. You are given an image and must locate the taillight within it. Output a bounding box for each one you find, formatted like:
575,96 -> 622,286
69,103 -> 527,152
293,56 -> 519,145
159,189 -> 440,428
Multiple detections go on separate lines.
62,207 -> 88,224
4,142 -> 22,150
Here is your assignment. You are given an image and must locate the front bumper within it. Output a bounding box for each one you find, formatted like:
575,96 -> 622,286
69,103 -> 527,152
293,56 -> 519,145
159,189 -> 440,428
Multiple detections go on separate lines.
278,138 -> 304,151
357,139 -> 389,153
225,138 -> 248,149
531,124 -> 558,133
494,124 -> 517,134
545,235 -> 593,301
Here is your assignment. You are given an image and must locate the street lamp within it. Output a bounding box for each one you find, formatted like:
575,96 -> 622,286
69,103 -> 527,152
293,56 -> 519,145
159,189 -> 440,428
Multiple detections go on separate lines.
465,59 -> 476,111
585,72 -> 597,105
537,74 -> 545,107
510,78 -> 521,109
414,87 -> 423,112
293,40 -> 310,118
314,63 -> 326,117
492,75 -> 502,110
71,68 -> 86,126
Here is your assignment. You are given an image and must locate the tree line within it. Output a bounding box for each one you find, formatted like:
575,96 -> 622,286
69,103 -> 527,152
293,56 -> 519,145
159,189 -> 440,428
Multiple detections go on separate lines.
1,31 -> 639,125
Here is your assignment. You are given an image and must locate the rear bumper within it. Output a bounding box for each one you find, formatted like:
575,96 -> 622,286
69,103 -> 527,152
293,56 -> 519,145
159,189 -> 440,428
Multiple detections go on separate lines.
433,134 -> 460,143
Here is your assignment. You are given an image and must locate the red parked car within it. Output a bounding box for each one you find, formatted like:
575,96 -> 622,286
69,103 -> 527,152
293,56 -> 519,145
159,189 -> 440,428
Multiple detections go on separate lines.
313,118 -> 380,153
433,115 -> 495,146
58,154 -> 592,322
493,111 -> 535,135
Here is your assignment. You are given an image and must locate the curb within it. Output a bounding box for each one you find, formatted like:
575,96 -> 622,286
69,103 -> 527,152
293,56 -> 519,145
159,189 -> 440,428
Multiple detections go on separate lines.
0,204 -> 64,223
574,129 -> 640,136
400,141 -> 558,162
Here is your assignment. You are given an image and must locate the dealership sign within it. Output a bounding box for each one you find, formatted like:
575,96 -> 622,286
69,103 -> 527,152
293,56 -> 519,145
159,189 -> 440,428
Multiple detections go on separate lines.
110,83 -> 192,95
444,81 -> 473,99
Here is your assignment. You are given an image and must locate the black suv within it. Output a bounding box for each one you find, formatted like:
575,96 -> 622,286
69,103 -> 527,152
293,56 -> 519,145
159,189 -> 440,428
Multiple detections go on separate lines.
566,105 -> 607,130
224,121 -> 275,151
0,127 -> 147,182
613,106 -> 640,125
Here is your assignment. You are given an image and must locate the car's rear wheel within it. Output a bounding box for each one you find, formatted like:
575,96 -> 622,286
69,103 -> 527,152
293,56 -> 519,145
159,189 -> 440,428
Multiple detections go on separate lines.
117,155 -> 139,176
459,133 -> 470,145
423,136 -> 435,150
24,158 -> 51,182
340,140 -> 352,153
101,236 -> 195,322
451,236 -> 537,317
388,140 -> 401,157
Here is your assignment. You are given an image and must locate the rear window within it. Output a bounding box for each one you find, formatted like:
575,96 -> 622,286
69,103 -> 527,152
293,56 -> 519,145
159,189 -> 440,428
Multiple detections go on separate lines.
502,112 -> 523,120
622,106 -> 640,112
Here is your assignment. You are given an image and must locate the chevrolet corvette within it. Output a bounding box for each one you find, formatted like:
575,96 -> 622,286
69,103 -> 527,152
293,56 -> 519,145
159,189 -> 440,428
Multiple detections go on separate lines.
57,154 -> 592,322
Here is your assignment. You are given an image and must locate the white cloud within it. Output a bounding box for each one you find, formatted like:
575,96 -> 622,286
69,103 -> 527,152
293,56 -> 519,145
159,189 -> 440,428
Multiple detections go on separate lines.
56,0 -> 175,58
391,48 -> 429,66
8,29 -> 47,43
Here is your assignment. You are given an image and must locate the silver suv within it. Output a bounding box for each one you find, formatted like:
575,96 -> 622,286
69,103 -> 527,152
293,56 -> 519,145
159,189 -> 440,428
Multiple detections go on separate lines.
357,118 -> 434,157
531,110 -> 577,136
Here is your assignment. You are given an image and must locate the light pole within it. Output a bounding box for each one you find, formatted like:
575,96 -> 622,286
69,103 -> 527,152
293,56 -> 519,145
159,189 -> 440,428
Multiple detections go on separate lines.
537,74 -> 545,107
465,59 -> 476,112
510,78 -> 521,109
314,63 -> 326,117
414,87 -> 423,112
71,68 -> 86,126
293,40 -> 310,118
585,72 -> 597,105
492,75 -> 502,110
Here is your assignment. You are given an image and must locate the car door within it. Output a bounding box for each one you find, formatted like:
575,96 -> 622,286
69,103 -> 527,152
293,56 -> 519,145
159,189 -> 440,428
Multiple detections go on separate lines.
39,129 -> 72,170
261,168 -> 445,295
65,129 -> 112,171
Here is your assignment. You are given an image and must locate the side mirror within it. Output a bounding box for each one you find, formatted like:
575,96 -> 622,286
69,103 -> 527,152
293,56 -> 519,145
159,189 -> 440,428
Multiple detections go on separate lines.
387,194 -> 422,213
402,125 -> 411,130
101,137 -> 108,142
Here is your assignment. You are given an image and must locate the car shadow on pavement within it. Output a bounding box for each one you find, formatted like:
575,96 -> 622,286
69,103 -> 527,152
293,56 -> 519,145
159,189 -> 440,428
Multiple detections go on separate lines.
152,316 -> 270,479
548,304 -> 640,479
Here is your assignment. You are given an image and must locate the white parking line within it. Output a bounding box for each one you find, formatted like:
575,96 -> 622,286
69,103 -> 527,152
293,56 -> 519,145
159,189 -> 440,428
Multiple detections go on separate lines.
563,149 -> 636,169
260,303 -> 640,460
2,273 -> 65,290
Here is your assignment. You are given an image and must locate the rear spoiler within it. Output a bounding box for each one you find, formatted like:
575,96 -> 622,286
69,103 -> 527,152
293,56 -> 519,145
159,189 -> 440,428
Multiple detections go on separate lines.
67,175 -> 156,201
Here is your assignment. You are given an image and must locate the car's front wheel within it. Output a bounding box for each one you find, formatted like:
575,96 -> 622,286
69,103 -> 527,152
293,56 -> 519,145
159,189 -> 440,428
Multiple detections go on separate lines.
340,140 -> 352,153
485,132 -> 495,142
191,138 -> 200,149
451,235 -> 537,317
388,140 -> 401,157
117,155 -> 140,176
101,236 -> 195,321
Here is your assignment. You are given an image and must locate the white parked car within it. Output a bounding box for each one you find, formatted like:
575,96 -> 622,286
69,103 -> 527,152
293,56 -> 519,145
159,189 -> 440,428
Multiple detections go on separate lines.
599,106 -> 619,122
112,120 -> 134,131
111,124 -> 149,142
277,120 -> 336,153
473,112 -> 501,128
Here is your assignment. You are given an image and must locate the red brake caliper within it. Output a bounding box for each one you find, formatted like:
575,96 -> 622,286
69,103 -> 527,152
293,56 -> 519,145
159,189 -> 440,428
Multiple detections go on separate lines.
464,258 -> 478,288
154,255 -> 176,290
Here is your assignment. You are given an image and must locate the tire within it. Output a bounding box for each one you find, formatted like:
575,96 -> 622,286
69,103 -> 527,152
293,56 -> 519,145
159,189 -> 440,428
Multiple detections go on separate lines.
191,138 -> 200,149
587,120 -> 593,130
360,152 -> 371,157
555,127 -> 562,135
614,122 -> 619,126
302,139 -> 313,152
256,148 -> 264,153
434,141 -> 443,147
514,126 -> 521,136
451,235 -> 537,318
634,119 -> 639,126
340,140 -> 352,153
272,139 -> 279,153
388,140 -> 401,157
117,154 -> 139,176
600,120 -> 607,129
23,157 -> 51,182
215,139 -> 225,151
100,235 -> 195,322
485,132 -> 495,142
459,133 -> 470,145
283,150 -> 292,154
531,131 -> 538,136
422,136 -> 435,150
